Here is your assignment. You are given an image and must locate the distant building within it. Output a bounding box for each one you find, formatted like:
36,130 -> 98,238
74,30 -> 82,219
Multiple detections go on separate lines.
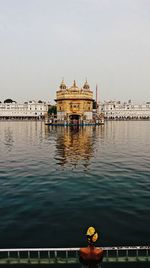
0,100 -> 48,119
100,100 -> 150,119
55,80 -> 94,125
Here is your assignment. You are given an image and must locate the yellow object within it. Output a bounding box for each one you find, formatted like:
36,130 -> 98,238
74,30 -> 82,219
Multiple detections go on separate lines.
92,232 -> 98,242
86,226 -> 95,236
86,226 -> 99,242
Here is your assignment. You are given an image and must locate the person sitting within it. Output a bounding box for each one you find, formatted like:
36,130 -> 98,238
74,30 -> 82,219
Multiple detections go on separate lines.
79,226 -> 104,268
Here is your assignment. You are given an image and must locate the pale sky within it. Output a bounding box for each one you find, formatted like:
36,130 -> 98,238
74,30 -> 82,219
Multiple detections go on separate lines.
0,0 -> 150,103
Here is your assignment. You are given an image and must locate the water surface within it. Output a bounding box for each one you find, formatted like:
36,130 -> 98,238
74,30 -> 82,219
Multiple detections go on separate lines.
0,121 -> 149,252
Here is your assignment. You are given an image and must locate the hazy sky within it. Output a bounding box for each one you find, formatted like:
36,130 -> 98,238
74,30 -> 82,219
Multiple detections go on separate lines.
0,0 -> 150,103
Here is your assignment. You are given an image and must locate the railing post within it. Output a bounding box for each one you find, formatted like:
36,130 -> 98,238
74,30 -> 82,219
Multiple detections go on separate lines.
76,250 -> 78,262
126,250 -> 128,261
146,249 -> 149,261
66,250 -> 68,263
48,251 -> 50,263
136,249 -> 139,261
54,250 -> 57,263
38,251 -> 40,263
7,251 -> 10,264
28,251 -> 30,263
116,249 -> 118,261
106,250 -> 109,262
17,251 -> 20,263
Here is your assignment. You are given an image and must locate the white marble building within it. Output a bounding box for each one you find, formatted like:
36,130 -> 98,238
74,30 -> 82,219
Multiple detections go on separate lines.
0,100 -> 48,119
99,100 -> 150,119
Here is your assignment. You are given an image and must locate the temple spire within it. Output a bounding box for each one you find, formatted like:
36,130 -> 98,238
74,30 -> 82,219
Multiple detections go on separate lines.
83,79 -> 90,90
73,80 -> 77,87
60,78 -> 67,90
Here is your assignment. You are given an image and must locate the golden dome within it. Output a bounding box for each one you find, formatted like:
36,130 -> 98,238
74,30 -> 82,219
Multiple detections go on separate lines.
69,80 -> 80,91
83,79 -> 90,90
59,79 -> 67,90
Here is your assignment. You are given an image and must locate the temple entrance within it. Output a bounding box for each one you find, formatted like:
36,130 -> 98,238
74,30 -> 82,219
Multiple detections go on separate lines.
69,114 -> 80,125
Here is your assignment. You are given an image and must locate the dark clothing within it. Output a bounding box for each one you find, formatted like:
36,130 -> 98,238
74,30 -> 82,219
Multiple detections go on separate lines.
79,257 -> 102,267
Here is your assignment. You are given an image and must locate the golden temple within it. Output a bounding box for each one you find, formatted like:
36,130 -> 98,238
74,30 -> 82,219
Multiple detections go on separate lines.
55,79 -> 95,125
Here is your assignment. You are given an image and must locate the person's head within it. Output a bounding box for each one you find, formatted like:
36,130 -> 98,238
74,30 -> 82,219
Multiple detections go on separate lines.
86,226 -> 98,245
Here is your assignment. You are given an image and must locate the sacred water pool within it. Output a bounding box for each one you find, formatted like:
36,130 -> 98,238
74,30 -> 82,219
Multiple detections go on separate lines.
0,121 -> 149,267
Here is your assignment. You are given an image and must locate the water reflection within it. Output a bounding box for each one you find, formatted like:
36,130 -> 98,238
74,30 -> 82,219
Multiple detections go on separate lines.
45,125 -> 105,167
0,121 -> 45,164
4,127 -> 14,152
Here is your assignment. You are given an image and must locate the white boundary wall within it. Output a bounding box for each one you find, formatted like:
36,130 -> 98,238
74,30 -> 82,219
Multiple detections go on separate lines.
100,101 -> 150,118
0,101 -> 48,118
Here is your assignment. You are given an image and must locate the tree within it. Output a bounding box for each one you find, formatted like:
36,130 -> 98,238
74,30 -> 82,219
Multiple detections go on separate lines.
93,100 -> 97,109
48,105 -> 57,115
4,99 -> 14,103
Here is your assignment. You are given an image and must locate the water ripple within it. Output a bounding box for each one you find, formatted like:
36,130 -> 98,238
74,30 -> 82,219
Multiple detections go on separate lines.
0,121 -> 150,249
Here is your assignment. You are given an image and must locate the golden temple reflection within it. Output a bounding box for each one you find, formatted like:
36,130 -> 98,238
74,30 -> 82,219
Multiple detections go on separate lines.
45,125 -> 105,167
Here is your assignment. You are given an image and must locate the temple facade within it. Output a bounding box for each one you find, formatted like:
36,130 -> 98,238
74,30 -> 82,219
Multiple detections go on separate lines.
55,80 -> 94,125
